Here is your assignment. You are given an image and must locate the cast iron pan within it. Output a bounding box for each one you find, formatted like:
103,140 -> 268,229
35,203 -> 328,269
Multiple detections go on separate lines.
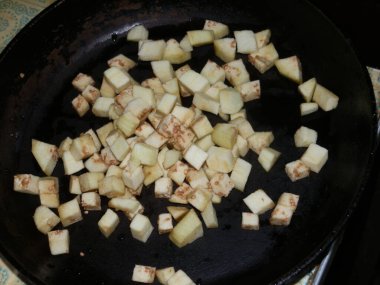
0,0 -> 376,284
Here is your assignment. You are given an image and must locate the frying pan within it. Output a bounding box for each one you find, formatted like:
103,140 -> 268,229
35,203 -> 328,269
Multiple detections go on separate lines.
0,0 -> 376,284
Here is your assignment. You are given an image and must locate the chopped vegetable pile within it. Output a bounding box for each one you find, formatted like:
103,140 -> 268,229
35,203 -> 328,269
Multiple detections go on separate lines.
13,19 -> 339,284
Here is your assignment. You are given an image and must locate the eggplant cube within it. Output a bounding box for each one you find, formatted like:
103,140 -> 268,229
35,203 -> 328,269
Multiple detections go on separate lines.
169,209 -> 203,248
69,175 -> 82,195
143,163 -> 164,186
131,143 -> 158,166
98,209 -> 120,238
31,139 -> 58,176
156,267 -> 175,285
210,173 -> 234,197
171,106 -> 195,127
163,39 -> 191,65
312,84 -> 339,112
285,160 -> 310,182
132,265 -> 156,284
186,168 -> 209,190
72,73 -> 94,92
294,126 -> 318,147
167,206 -> 189,221
201,202 -> 218,228
206,146 -> 234,173
300,102 -> 318,116
223,59 -> 250,87
187,30 -> 214,47
195,134 -> 215,152
138,40 -> 166,61
116,112 -> 140,137
48,230 -> 69,255
79,172 -> 104,192
72,95 -> 90,117
39,177 -> 60,208
58,198 -> 83,227
187,188 -> 212,212
248,43 -> 279,73
201,60 -> 225,84
179,70 -> 210,94
192,92 -> 220,115
241,212 -> 259,230
219,88 -> 244,115
170,183 -> 195,204
155,177 -> 173,198
157,93 -> 177,115
247,131 -> 274,154
107,54 -> 136,71
70,134 -> 97,161
122,166 -> 144,191
212,123 -> 238,149
230,158 -> 252,191
275,56 -> 303,84
96,122 -> 114,147
130,214 -> 154,243
234,30 -> 258,54
33,205 -> 60,234
81,192 -> 101,211
203,20 -> 229,39
184,144 -> 208,170
167,270 -> 195,285
151,60 -> 174,83
168,161 -> 189,185
191,115 -> 213,139
214,38 -> 236,63
158,213 -> 173,234
255,29 -> 271,49
237,80 -> 261,102
270,204 -> 294,226
298,78 -> 316,102
278,192 -> 300,211
258,147 -> 281,172
301,143 -> 328,173
243,189 -> 275,215
13,174 -> 39,195
85,153 -> 108,173
127,25 -> 149,42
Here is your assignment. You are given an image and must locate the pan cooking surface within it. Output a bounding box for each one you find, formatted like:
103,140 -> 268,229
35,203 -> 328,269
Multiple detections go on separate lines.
0,0 -> 375,284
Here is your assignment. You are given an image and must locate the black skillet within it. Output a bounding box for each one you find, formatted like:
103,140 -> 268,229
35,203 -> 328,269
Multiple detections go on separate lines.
0,0 -> 376,284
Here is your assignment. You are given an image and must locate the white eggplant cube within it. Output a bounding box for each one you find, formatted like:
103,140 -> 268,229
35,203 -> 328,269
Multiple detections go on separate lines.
300,102 -> 318,116
301,143 -> 328,173
72,73 -> 94,92
201,201 -> 218,228
187,188 -> 212,212
117,112 -> 140,137
33,206 -> 60,234
285,160 -> 310,182
31,139 -> 58,176
131,143 -> 158,166
13,174 -> 39,195
132,265 -> 156,284
122,166 -> 144,191
234,30 -> 257,54
210,173 -> 234,197
151,60 -> 174,83
168,161 -> 189,185
179,70 -> 210,94
206,146 -> 234,173
70,134 -> 97,160
138,40 -> 166,61
72,95 -> 90,117
156,267 -> 175,285
241,212 -> 259,230
158,213 -> 173,234
200,60 -> 225,84
277,192 -> 300,211
294,126 -> 318,147
191,115 -> 213,139
243,189 -> 275,215
167,270 -> 195,285
81,192 -> 101,211
223,59 -> 250,86
127,25 -> 149,41
104,67 -> 131,93
184,144 -> 208,170
237,80 -> 261,102
258,147 -> 281,172
247,132 -> 274,154
155,177 -> 173,198
270,204 -> 294,226
130,214 -> 154,243
69,176 -> 82,195
107,54 -> 136,71
203,19 -> 229,39
219,88 -> 244,114
48,230 -> 69,255
98,209 -> 120,238
312,84 -> 339,112
39,177 -> 60,208
58,198 -> 83,227
186,168 -> 209,190
157,93 -> 177,114
230,158 -> 252,191
79,172 -> 104,192
214,37 -> 236,63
